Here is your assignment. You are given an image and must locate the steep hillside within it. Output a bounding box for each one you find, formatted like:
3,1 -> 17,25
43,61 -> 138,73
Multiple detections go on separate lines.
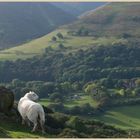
0,2 -> 139,61
66,2 -> 140,37
51,2 -> 106,16
0,2 -> 76,49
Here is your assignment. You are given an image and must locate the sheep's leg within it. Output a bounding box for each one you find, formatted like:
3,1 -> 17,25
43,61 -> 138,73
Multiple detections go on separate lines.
40,120 -> 45,134
26,119 -> 31,127
22,119 -> 26,125
32,122 -> 38,132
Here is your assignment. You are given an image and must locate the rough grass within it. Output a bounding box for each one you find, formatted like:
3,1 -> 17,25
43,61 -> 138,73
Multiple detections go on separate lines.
94,105 -> 140,130
0,120 -> 50,138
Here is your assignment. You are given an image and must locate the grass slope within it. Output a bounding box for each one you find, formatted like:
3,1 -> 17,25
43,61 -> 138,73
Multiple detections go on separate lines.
66,3 -> 140,37
0,2 -> 76,49
51,2 -> 106,16
0,29 -> 127,61
0,2 -> 138,61
40,95 -> 140,130
0,120 -> 49,138
94,105 -> 140,130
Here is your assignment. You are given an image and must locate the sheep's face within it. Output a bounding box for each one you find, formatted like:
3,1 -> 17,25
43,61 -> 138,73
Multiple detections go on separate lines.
25,91 -> 39,101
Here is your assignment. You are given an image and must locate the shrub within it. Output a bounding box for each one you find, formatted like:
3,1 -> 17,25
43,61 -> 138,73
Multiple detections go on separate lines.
66,116 -> 86,133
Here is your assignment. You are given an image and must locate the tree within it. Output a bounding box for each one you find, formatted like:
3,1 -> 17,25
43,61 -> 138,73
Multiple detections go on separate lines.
45,46 -> 53,53
49,92 -> 63,102
12,79 -> 25,87
58,43 -> 65,49
134,87 -> 140,96
84,82 -> 107,100
60,82 -> 72,94
84,83 -> 99,95
52,36 -> 57,41
56,32 -> 64,39
135,79 -> 140,87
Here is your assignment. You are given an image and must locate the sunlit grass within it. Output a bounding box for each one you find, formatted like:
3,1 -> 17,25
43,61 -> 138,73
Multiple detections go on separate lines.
94,105 -> 140,130
0,28 -> 127,61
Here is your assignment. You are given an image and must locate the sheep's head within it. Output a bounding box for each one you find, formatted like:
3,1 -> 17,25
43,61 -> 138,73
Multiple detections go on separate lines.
24,91 -> 39,101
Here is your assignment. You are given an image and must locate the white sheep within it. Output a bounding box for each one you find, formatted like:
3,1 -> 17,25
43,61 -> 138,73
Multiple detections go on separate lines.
18,91 -> 45,134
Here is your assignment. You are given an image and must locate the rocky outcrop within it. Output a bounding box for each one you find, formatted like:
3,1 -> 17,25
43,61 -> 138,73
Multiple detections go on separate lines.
0,86 -> 14,113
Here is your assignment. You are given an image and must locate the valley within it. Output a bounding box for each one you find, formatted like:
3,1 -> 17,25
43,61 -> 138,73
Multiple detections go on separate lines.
0,2 -> 140,138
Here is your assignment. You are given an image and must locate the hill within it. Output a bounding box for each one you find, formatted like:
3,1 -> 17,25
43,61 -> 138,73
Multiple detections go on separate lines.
0,2 -> 76,49
65,2 -> 140,38
0,2 -> 139,61
51,2 -> 106,16
0,2 -> 140,137
94,105 -> 140,130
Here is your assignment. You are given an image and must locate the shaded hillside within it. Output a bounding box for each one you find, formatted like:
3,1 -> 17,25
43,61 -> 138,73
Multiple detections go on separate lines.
0,2 -> 76,49
51,2 -> 106,16
66,2 -> 140,38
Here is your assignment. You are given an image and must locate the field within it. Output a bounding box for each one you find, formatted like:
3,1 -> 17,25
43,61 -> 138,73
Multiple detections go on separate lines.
0,28 -> 127,61
93,105 -> 140,130
39,94 -> 99,108
40,94 -> 140,130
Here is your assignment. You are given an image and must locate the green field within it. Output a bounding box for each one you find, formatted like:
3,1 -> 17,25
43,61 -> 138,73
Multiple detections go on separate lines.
40,95 -> 140,130
94,105 -> 140,130
39,94 -> 99,108
64,95 -> 99,108
0,28 -> 127,61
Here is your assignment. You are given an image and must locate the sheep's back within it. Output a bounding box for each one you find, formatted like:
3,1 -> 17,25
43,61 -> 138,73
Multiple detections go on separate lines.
27,103 -> 45,122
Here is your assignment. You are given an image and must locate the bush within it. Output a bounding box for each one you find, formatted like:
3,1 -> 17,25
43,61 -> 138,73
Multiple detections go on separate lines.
49,92 -> 63,102
52,36 -> 57,41
56,32 -> 64,39
58,43 -> 65,49
66,116 -> 86,133
48,102 -> 65,112
58,128 -> 80,138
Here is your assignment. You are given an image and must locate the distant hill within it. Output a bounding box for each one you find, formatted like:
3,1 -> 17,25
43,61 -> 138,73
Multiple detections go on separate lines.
0,2 -> 139,61
51,2 -> 106,16
0,2 -> 76,49
66,2 -> 140,38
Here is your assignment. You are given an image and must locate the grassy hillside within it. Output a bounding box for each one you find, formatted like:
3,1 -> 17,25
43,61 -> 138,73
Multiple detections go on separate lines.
51,2 -> 106,16
0,28 -> 127,61
0,3 -> 140,137
0,121 -> 48,138
66,2 -> 140,37
0,2 -> 76,49
0,2 -> 139,61
94,105 -> 140,130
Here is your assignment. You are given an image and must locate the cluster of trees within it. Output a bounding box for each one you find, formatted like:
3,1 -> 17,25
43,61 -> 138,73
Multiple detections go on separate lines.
0,44 -> 139,84
2,79 -> 81,100
67,26 -> 91,36
51,32 -> 64,42
48,102 -> 95,116
0,42 -> 140,110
